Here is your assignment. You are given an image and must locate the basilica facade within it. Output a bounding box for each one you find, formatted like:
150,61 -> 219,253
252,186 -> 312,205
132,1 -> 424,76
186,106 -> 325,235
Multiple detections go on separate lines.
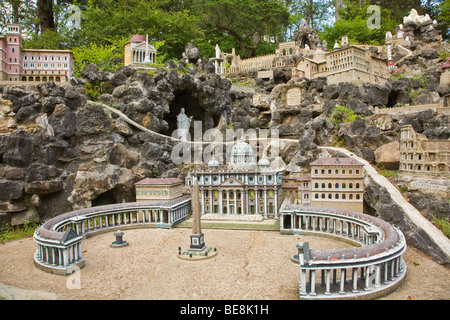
186,140 -> 284,219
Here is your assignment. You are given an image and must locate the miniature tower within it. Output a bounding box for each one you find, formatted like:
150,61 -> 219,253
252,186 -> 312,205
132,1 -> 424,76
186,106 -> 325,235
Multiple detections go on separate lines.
189,177 -> 206,250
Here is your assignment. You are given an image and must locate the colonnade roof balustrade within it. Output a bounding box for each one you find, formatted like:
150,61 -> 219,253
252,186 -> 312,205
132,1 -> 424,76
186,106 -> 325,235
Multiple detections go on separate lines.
283,202 -> 406,266
35,196 -> 190,241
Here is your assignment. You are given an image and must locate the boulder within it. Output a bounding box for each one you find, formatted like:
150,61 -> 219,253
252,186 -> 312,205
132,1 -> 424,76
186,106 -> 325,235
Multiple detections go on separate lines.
0,180 -> 24,200
183,42 -> 201,64
109,143 -> 140,169
0,212 -> 11,231
1,131 -> 33,167
75,103 -> 112,136
49,104 -> 77,138
374,141 -> 400,170
24,180 -> 63,195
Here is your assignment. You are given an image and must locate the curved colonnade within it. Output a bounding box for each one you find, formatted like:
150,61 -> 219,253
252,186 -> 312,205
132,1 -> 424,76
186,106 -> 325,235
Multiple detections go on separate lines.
281,202 -> 407,300
33,198 -> 190,275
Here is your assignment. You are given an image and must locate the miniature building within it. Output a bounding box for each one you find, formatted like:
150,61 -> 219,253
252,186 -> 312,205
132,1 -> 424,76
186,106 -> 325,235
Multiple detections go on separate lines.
187,139 -> 284,219
123,34 -> 157,69
309,157 -> 364,212
292,37 -> 389,85
281,157 -> 365,213
399,125 -> 450,177
134,177 -> 190,227
281,174 -> 311,205
135,177 -> 184,202
325,45 -> 388,85
0,24 -> 74,83
441,59 -> 450,86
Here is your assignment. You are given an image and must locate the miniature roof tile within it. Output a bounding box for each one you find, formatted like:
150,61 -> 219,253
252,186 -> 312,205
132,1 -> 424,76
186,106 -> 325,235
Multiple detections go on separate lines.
134,178 -> 183,186
129,35 -> 146,43
310,157 -> 363,166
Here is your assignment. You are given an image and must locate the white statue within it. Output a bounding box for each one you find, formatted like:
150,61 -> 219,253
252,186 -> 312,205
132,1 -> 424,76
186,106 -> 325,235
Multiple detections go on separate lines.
304,43 -> 310,50
215,44 -> 221,59
177,108 -> 192,142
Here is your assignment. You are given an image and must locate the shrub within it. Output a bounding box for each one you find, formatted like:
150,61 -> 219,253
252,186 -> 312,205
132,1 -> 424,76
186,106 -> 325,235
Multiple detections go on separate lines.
329,105 -> 364,124
72,38 -> 128,78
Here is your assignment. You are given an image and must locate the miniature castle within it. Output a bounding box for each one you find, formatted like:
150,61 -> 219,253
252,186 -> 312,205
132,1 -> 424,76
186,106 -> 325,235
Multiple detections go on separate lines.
0,24 -> 74,83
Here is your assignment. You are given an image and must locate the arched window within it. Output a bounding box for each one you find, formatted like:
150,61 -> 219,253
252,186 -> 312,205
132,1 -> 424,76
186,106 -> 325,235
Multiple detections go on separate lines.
335,194 -> 339,199
356,194 -> 360,200
342,194 -> 346,199
321,193 -> 325,199
328,194 -> 332,199
335,183 -> 339,188
321,183 -> 325,188
349,183 -> 353,189
356,183 -> 360,189
328,183 -> 332,189
349,194 -> 353,200
315,193 -> 319,199
342,183 -> 346,189
315,183 -> 319,188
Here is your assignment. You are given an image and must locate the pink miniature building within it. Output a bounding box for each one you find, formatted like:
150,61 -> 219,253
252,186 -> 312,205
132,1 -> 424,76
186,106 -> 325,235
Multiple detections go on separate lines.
0,24 -> 74,83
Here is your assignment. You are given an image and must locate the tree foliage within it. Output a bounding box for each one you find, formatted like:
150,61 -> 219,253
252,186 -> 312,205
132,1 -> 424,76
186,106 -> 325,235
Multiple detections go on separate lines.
187,0 -> 290,58
320,1 -> 397,46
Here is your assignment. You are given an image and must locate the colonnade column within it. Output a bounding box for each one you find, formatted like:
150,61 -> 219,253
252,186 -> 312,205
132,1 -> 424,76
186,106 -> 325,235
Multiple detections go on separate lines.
226,190 -> 230,214
274,188 -> 278,219
263,189 -> 268,219
255,189 -> 259,215
219,189 -> 223,215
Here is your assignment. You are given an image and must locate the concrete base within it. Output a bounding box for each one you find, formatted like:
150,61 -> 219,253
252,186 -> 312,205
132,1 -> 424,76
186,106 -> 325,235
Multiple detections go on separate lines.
177,246 -> 218,261
110,241 -> 129,248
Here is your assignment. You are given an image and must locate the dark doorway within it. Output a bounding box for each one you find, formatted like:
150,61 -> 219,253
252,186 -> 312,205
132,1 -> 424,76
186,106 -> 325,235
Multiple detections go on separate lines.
92,190 -> 116,207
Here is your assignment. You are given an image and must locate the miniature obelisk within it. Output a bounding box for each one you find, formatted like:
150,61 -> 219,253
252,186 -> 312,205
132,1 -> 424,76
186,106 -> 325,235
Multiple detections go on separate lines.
190,177 -> 205,250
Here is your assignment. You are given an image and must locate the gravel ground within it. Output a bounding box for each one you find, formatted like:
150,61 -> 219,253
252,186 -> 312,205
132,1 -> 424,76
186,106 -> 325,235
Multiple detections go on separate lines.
0,226 -> 449,300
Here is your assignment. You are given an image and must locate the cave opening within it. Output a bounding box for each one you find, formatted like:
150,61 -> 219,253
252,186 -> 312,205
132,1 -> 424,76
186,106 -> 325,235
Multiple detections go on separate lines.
92,190 -> 117,207
164,90 -> 218,138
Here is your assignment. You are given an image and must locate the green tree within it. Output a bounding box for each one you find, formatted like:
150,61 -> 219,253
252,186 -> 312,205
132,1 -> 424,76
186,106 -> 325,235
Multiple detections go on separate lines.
321,1 -> 397,46
188,0 -> 290,58
72,0 -> 198,59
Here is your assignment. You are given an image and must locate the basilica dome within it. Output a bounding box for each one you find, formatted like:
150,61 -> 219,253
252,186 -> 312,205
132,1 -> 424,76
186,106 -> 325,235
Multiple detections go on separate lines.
229,140 -> 256,169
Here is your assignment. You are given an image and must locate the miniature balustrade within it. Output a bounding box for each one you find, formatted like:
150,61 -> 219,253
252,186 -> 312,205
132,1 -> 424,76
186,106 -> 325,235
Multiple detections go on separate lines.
33,199 -> 190,275
281,205 -> 407,299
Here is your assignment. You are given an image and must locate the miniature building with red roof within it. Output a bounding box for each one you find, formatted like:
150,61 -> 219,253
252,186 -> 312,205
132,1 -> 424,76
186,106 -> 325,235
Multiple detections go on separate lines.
441,58 -> 450,87
123,34 -> 157,68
